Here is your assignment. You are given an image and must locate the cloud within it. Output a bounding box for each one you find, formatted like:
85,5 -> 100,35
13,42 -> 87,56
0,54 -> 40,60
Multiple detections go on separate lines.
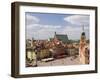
26,14 -> 89,40
59,26 -> 89,40
26,25 -> 89,40
26,23 -> 61,39
25,14 -> 61,39
26,14 -> 40,26
34,29 -> 55,40
63,15 -> 89,39
27,23 -> 61,29
64,15 -> 90,26
41,25 -> 61,29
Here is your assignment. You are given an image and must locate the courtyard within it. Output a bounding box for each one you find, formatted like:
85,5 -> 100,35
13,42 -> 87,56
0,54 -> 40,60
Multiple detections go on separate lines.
36,55 -> 81,67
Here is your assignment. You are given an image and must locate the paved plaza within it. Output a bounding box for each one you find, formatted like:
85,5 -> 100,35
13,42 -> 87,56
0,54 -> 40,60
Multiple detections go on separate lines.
36,55 -> 81,67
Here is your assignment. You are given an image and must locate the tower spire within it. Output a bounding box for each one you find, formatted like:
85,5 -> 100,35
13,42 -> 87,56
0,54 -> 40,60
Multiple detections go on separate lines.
55,32 -> 56,35
82,25 -> 84,32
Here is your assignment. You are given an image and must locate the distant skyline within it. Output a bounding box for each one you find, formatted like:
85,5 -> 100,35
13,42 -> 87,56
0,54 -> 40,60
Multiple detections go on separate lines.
25,12 -> 90,40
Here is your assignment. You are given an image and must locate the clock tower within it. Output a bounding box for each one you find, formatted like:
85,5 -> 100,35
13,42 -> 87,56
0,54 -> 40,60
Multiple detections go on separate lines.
79,25 -> 87,64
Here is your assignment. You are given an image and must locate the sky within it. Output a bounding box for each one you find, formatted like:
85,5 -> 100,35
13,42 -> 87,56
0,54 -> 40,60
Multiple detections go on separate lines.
25,12 -> 90,40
